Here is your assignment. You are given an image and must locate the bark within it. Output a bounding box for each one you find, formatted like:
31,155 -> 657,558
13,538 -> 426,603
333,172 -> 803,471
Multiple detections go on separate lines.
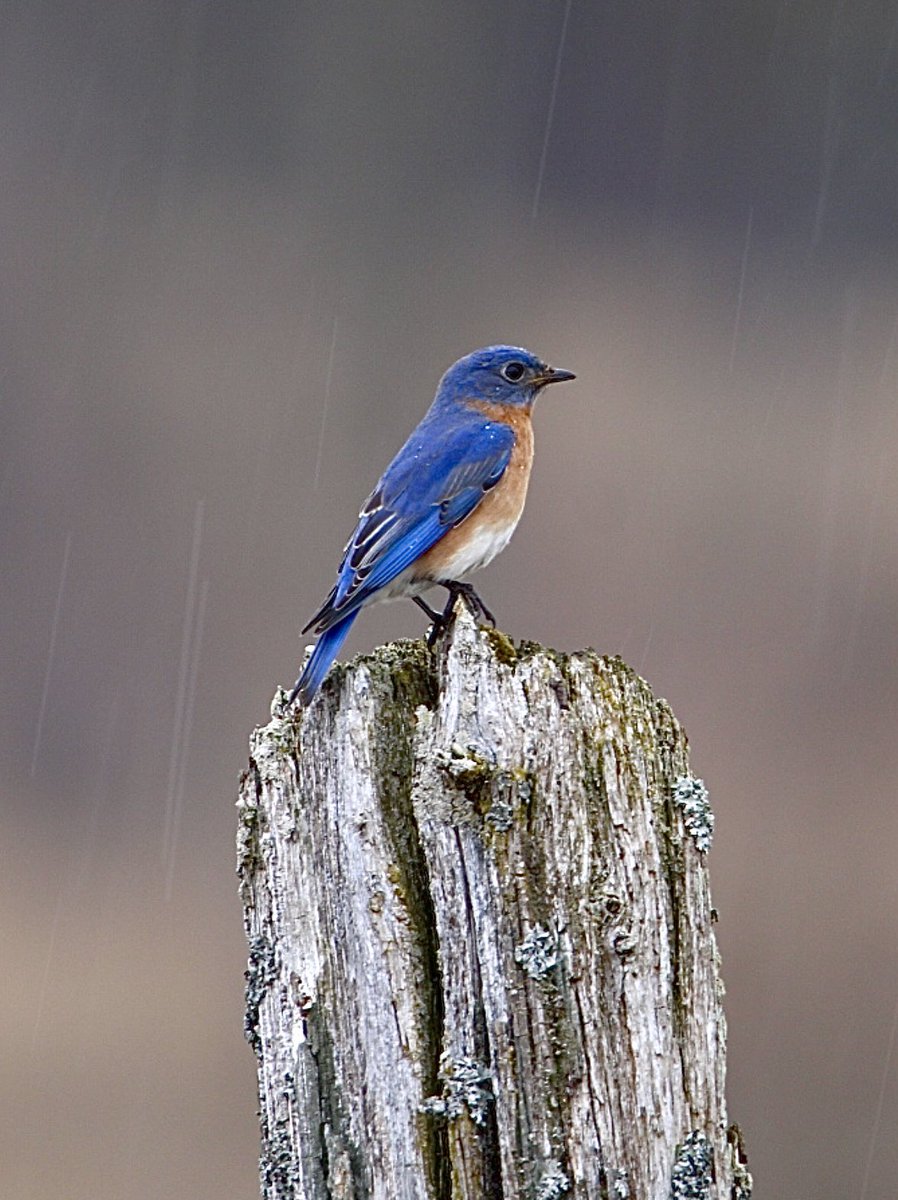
238,605 -> 751,1200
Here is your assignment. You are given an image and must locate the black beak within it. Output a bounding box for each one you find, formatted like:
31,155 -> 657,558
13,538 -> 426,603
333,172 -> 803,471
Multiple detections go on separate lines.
538,365 -> 576,386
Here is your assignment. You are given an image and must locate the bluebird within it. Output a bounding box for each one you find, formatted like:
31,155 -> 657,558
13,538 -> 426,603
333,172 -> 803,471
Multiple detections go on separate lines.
289,344 -> 575,705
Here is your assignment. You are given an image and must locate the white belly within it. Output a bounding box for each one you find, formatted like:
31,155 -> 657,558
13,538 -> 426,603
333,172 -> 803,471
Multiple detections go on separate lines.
429,516 -> 519,580
377,514 -> 520,603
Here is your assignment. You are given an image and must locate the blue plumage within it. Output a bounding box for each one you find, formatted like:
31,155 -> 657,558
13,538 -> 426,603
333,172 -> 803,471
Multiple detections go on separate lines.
291,613 -> 358,706
289,345 -> 575,706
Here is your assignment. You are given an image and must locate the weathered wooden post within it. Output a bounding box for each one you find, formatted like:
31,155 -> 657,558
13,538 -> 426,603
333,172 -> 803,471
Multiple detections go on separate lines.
238,606 -> 751,1199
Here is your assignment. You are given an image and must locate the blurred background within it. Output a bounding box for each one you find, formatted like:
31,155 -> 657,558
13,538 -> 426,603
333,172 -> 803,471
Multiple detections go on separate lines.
3,1 -> 897,1195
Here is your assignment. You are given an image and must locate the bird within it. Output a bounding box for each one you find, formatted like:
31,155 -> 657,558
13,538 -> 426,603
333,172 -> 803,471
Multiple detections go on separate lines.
289,344 -> 575,705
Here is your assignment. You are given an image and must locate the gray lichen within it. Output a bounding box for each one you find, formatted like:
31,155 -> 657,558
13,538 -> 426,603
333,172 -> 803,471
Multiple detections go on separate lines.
669,1130 -> 712,1199
610,1169 -> 631,1199
486,795 -> 514,831
535,1159 -> 570,1199
259,1117 -> 300,1200
732,1164 -> 753,1200
244,933 -> 277,1053
672,776 -> 715,853
419,1054 -> 494,1126
515,923 -> 560,980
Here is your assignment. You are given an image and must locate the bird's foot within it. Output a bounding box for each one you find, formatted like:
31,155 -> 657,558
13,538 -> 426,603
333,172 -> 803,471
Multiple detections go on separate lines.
415,583 -> 497,647
450,582 -> 496,627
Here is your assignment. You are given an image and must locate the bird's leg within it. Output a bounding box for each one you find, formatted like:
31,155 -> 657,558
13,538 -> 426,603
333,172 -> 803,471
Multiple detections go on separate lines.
417,583 -> 497,648
412,594 -> 447,648
412,595 -> 442,623
442,581 -> 496,627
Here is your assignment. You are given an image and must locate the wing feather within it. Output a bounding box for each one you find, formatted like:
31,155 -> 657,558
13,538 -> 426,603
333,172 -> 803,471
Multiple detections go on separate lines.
304,416 -> 514,634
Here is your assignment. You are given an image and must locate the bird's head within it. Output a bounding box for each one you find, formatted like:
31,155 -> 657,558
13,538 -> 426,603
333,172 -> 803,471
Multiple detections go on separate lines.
436,345 -> 576,409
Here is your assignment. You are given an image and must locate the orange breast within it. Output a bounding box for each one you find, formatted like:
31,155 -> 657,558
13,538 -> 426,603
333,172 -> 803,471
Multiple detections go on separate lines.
413,401 -> 535,582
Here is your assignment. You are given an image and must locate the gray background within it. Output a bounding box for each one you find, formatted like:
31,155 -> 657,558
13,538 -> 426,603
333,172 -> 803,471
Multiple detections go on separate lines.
4,2 -> 898,1196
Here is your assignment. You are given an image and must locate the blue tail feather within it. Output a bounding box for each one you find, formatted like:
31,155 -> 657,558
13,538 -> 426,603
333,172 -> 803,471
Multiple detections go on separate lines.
289,611 -> 358,706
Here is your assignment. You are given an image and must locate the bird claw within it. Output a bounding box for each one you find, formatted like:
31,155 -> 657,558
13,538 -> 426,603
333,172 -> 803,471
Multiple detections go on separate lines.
421,583 -> 496,648
454,583 -> 495,627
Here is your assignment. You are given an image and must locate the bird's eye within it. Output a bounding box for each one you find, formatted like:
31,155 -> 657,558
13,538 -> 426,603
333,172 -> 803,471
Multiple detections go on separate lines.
501,362 -> 525,382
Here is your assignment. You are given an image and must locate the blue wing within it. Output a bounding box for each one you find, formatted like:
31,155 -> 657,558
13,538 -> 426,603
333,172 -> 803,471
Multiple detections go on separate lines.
303,413 -> 515,636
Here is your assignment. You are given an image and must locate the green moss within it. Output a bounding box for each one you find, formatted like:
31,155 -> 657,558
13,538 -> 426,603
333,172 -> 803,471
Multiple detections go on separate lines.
303,1001 -> 369,1196
515,638 -> 560,663
236,764 -> 264,881
362,636 -> 437,705
484,626 -> 518,666
266,721 -> 301,758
